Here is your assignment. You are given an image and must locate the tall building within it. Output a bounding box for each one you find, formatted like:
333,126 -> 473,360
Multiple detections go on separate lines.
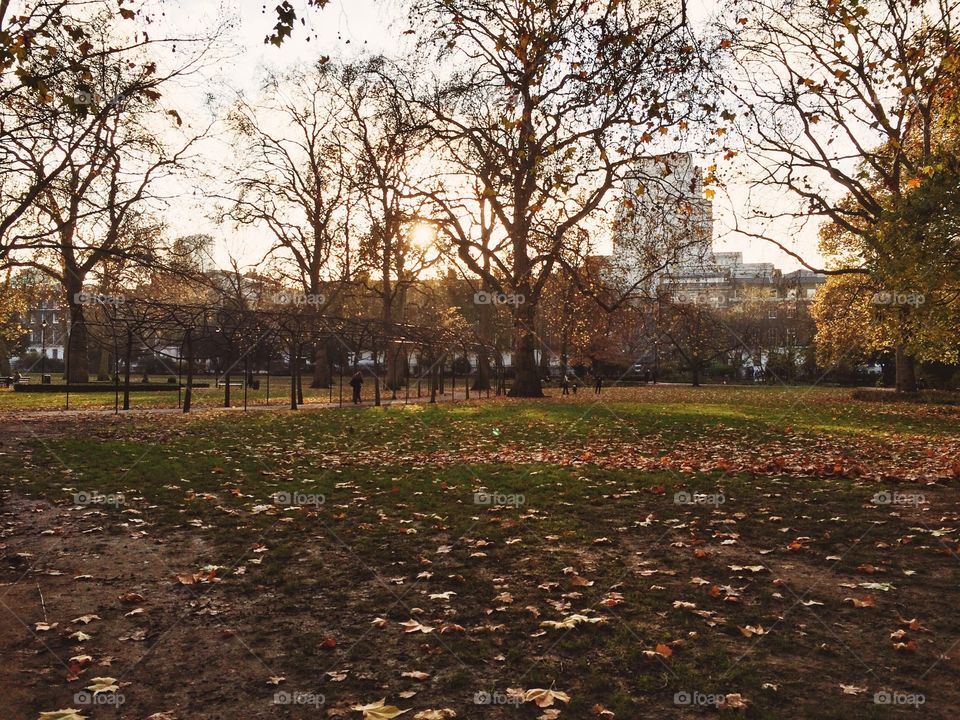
612,152 -> 714,291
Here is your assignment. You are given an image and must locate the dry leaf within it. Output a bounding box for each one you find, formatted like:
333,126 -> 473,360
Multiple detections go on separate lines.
351,699 -> 410,719
401,671 -> 431,681
399,619 -> 435,634
524,688 -> 571,708
840,684 -> 867,695
85,677 -> 118,694
718,693 -> 751,710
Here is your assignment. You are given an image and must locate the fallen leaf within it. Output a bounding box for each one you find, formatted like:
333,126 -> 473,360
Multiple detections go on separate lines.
351,699 -> 410,719
718,693 -> 751,710
840,684 -> 867,695
524,688 -> 571,708
401,671 -> 430,681
399,619 -> 435,634
85,677 -> 119,694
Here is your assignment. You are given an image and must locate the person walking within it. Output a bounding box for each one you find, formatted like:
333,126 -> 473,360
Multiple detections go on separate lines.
594,372 -> 603,394
350,371 -> 364,404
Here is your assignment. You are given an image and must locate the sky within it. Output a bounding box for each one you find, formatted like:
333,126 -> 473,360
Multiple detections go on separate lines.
149,0 -> 826,274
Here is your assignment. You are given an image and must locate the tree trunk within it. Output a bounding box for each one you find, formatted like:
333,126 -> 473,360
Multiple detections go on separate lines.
183,329 -> 193,413
65,287 -> 90,383
691,360 -> 701,388
895,345 -> 918,393
311,342 -> 332,388
508,302 -> 543,397
123,329 -> 132,410
386,341 -> 406,393
296,344 -> 304,405
290,342 -> 298,410
473,350 -> 491,391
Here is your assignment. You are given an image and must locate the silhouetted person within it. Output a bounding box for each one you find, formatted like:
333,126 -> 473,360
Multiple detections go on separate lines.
561,375 -> 569,395
594,373 -> 603,394
644,368 -> 651,384
350,371 -> 363,404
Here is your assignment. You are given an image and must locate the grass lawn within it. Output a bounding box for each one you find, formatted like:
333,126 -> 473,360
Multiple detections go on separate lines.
1,386 -> 959,718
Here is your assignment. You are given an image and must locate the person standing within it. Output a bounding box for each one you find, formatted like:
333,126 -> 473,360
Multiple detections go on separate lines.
594,373 -> 603,394
561,375 -> 569,395
350,371 -> 364,404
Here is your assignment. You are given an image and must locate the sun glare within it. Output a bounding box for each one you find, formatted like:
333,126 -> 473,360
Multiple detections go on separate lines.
411,222 -> 436,248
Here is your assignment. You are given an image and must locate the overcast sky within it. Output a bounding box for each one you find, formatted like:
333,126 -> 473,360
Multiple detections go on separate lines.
150,0 -> 825,273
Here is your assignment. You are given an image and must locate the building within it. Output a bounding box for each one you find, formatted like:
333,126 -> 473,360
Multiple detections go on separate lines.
612,152 -> 714,291
660,252 -> 825,307
22,298 -> 67,364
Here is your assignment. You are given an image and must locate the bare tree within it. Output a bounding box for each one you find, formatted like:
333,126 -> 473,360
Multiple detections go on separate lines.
339,60 -> 437,393
0,0 -> 209,269
11,21 -> 210,382
413,0 -> 708,396
223,62 -> 357,388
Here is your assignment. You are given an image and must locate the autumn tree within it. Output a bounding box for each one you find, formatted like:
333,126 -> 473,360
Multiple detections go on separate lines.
726,0 -> 960,390
413,0 -> 707,396
657,293 -> 739,386
10,12 -> 210,382
0,0 -> 207,269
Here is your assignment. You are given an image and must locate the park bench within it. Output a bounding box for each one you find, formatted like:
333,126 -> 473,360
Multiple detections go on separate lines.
215,380 -> 246,389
